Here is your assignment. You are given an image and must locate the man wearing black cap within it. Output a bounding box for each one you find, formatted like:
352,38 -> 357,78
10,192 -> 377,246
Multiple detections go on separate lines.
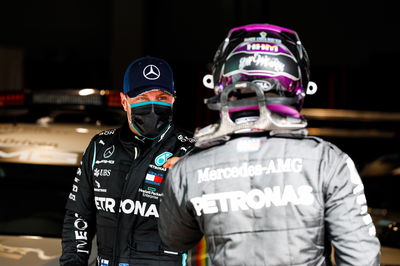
60,56 -> 194,266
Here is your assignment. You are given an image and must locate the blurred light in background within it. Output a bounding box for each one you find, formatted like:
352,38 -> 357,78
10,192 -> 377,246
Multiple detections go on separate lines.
78,88 -> 96,96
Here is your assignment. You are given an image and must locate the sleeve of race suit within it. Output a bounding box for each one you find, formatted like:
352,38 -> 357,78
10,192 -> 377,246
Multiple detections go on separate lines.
158,157 -> 204,252
60,210 -> 95,266
60,139 -> 97,266
324,150 -> 381,266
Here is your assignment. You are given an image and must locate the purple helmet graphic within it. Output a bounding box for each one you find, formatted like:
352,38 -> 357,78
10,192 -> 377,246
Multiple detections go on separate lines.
206,24 -> 315,115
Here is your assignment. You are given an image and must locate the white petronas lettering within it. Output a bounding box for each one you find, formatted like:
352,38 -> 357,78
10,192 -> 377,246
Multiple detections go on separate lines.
145,204 -> 159,217
297,185 -> 315,205
134,200 -> 147,216
94,196 -> 115,213
94,197 -> 159,217
120,199 -> 134,213
190,185 -> 314,216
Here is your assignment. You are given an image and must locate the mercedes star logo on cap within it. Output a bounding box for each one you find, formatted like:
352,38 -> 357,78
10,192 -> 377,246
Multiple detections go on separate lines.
143,65 -> 161,80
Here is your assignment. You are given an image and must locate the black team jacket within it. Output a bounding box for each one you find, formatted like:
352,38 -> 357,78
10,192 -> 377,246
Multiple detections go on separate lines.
60,122 -> 194,266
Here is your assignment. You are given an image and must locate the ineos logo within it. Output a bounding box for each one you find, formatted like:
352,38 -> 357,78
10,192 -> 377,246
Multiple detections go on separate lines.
143,65 -> 160,80
103,145 -> 115,158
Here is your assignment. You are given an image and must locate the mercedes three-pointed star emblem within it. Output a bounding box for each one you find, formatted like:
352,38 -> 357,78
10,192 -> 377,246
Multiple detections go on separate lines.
143,64 -> 161,80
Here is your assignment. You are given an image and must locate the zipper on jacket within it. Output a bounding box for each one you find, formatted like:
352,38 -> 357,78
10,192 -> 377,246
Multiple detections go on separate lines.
111,128 -> 174,265
111,146 -> 140,265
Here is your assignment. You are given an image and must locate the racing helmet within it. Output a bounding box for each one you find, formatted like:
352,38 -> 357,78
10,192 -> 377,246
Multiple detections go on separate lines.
204,24 -> 317,116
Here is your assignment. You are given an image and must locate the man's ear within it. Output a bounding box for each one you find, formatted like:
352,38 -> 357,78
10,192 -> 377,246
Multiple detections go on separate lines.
120,92 -> 129,112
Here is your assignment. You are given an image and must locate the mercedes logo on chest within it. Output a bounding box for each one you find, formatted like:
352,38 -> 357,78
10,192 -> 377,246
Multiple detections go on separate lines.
103,145 -> 115,158
143,65 -> 161,80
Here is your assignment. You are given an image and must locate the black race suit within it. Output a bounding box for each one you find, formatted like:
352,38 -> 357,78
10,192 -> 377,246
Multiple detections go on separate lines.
60,123 -> 194,266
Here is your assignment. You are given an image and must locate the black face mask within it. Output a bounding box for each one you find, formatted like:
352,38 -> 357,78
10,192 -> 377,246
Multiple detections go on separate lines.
128,102 -> 173,139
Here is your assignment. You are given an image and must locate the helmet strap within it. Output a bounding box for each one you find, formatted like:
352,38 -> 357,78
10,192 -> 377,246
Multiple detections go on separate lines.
195,82 -> 307,148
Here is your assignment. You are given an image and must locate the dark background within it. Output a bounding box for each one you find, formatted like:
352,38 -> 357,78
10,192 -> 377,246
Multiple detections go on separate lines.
1,0 -> 399,131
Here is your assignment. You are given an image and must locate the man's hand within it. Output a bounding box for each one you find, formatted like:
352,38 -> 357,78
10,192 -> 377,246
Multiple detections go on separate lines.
163,157 -> 180,169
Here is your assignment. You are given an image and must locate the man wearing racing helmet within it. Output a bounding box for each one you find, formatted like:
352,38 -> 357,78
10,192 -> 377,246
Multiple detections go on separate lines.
60,56 -> 194,266
158,24 -> 381,265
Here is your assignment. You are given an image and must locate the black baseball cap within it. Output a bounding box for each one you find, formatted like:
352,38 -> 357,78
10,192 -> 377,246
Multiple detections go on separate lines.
122,56 -> 175,98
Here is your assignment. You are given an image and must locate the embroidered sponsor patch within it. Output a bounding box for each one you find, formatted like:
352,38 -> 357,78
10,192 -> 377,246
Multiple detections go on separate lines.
103,145 -> 115,158
236,138 -> 261,152
155,152 -> 172,166
149,164 -> 167,171
145,171 -> 164,186
139,188 -> 163,200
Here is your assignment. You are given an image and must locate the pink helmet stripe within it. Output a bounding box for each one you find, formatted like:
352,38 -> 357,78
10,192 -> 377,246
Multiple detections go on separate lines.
228,104 -> 301,118
228,24 -> 296,36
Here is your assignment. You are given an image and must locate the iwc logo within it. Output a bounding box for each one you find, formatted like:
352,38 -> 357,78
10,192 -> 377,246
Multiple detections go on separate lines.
260,31 -> 267,38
